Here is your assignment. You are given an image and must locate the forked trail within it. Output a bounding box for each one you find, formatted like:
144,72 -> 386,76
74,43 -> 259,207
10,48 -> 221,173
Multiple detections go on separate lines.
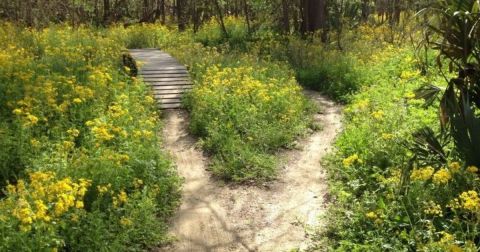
159,90 -> 342,252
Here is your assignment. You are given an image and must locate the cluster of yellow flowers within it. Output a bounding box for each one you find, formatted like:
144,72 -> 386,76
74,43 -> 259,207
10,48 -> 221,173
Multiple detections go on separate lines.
86,119 -> 128,142
458,191 -> 480,212
343,154 -> 363,167
410,166 -> 435,181
423,201 -> 443,217
3,171 -> 91,232
432,168 -> 452,185
371,110 -> 385,120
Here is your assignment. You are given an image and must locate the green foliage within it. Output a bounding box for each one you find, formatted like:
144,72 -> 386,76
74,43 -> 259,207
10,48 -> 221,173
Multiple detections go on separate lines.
113,19 -> 314,182
417,0 -> 480,167
0,23 -> 180,251
315,25 -> 480,251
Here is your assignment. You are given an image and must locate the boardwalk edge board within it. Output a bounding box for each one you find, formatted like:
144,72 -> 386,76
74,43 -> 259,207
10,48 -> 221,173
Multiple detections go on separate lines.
128,49 -> 192,109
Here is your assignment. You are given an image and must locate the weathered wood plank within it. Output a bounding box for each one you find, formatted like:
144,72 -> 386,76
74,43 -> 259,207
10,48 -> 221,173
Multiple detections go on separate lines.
140,73 -> 190,77
129,48 -> 191,109
154,93 -> 183,99
150,85 -> 193,90
148,81 -> 192,86
159,103 -> 182,109
142,78 -> 191,83
160,98 -> 182,104
153,89 -> 191,95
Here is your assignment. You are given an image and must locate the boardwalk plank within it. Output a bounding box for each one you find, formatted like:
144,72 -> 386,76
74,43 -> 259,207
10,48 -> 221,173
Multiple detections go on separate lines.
159,103 -> 182,109
129,48 -> 191,109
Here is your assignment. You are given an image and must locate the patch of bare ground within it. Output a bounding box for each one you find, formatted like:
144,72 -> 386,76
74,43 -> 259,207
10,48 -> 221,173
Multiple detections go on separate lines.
157,90 -> 342,252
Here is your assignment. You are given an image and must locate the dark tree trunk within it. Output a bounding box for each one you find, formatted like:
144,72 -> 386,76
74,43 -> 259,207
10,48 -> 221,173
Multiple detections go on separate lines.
161,0 -> 166,24
213,0 -> 228,37
307,0 -> 327,32
243,0 -> 251,34
393,0 -> 401,24
361,0 -> 370,22
103,0 -> 110,25
282,0 -> 290,34
143,0 -> 149,21
300,0 -> 308,34
177,0 -> 186,31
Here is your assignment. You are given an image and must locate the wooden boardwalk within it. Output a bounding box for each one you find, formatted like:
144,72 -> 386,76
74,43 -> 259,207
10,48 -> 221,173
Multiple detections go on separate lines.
129,49 -> 191,109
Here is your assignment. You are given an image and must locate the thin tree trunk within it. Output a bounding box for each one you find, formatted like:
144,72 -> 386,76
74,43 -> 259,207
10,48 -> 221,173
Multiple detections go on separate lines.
161,0 -> 166,24
213,0 -> 228,37
243,0 -> 251,34
300,0 -> 308,34
282,0 -> 290,34
361,0 -> 369,22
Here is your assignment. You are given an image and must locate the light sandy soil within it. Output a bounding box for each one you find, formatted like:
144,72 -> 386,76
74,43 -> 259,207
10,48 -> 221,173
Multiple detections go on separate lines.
158,90 -> 342,252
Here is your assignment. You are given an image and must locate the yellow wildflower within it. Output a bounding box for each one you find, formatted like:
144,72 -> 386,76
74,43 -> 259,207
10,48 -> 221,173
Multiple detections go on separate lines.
120,216 -> 133,226
381,133 -> 394,140
73,98 -> 83,104
448,244 -> 463,252
75,201 -> 84,209
67,128 -> 80,137
62,141 -> 75,150
467,166 -> 478,174
91,125 -> 114,141
410,166 -> 434,181
30,138 -> 41,147
458,191 -> 480,212
34,200 -> 50,222
97,184 -> 111,194
133,178 -> 143,189
13,199 -> 34,225
366,211 -> 377,219
371,110 -> 385,120
433,168 -> 452,184
439,231 -> 454,243
12,108 -> 23,115
25,113 -> 39,125
449,162 -> 461,173
424,201 -> 443,217
343,154 -> 363,167
118,191 -> 128,203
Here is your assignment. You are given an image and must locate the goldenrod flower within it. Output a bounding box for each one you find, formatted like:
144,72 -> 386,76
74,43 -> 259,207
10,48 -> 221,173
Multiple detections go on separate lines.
343,154 -> 363,167
432,168 -> 451,184
410,166 -> 434,181
449,162 -> 461,173
120,216 -> 133,226
365,211 -> 377,219
467,166 -> 478,174
458,191 -> 480,212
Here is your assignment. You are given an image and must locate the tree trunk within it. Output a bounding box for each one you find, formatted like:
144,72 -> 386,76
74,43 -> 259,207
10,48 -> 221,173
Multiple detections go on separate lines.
300,0 -> 308,34
243,0 -> 251,34
213,0 -> 228,37
307,0 -> 327,32
361,0 -> 369,22
177,0 -> 186,31
103,0 -> 110,25
143,0 -> 149,21
161,0 -> 166,24
282,0 -> 290,34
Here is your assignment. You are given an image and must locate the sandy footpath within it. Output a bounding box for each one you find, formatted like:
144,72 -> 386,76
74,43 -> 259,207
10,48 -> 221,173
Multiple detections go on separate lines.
158,91 -> 342,252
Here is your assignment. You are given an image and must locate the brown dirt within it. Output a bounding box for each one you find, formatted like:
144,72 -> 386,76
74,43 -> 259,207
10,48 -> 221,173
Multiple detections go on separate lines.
158,91 -> 342,252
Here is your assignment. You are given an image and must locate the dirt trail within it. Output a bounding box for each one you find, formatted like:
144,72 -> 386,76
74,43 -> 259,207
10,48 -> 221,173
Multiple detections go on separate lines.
159,91 -> 342,252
